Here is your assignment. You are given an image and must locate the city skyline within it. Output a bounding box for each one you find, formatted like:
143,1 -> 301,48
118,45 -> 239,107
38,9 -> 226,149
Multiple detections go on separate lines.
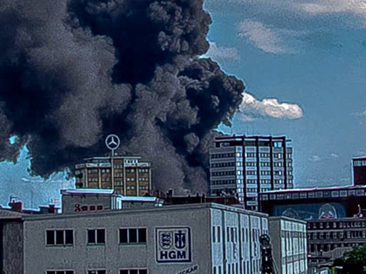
1,0 -> 365,208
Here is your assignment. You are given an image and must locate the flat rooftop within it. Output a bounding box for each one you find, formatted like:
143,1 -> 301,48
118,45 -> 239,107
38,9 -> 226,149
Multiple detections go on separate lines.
21,202 -> 268,221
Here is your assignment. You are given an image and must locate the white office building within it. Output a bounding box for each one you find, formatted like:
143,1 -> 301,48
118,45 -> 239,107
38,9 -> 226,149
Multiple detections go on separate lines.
210,135 -> 293,211
1,202 -> 269,274
269,216 -> 308,274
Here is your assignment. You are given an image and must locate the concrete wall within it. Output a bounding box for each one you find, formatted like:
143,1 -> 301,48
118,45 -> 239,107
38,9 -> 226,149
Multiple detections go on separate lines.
210,207 -> 268,274
62,194 -> 112,214
24,205 -> 213,274
22,203 -> 269,274
2,220 -> 24,274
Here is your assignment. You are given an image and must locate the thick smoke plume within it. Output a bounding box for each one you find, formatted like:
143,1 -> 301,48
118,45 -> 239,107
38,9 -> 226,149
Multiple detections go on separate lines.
0,0 -> 244,193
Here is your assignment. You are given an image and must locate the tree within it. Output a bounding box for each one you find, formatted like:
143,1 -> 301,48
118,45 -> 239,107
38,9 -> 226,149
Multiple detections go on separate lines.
333,245 -> 366,273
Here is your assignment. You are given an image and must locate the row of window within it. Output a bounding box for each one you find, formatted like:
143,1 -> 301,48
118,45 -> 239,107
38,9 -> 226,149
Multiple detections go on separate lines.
211,153 -> 235,159
310,243 -> 363,253
47,270 -> 147,274
308,230 -> 366,240
211,171 -> 236,176
46,228 -> 147,246
211,180 -> 236,185
211,162 -> 235,168
308,221 -> 366,230
246,188 -> 258,192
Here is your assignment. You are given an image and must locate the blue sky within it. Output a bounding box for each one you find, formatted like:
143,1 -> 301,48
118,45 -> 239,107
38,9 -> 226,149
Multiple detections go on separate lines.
205,0 -> 366,187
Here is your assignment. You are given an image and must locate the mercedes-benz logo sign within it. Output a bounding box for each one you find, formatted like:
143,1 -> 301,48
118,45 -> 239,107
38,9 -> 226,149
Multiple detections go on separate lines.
105,134 -> 120,151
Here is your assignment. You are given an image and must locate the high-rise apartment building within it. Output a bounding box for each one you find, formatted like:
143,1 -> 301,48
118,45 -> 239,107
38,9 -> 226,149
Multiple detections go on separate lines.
209,135 -> 293,210
75,156 -> 151,196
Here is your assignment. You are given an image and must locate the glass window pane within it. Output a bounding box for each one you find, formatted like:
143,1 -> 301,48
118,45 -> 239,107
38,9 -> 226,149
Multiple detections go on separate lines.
120,229 -> 128,243
139,270 -> 147,274
138,228 -> 146,243
56,230 -> 64,245
120,271 -> 128,274
66,272 -> 74,274
130,270 -> 138,274
88,230 -> 95,244
65,230 -> 73,245
97,229 -> 105,244
47,231 -> 55,245
129,229 -> 137,243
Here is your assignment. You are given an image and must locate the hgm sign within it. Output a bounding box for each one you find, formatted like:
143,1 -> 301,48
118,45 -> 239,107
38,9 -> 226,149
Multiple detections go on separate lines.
156,227 -> 191,263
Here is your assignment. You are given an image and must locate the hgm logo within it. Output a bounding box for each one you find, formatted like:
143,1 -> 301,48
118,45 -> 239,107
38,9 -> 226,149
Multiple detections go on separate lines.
156,227 -> 191,263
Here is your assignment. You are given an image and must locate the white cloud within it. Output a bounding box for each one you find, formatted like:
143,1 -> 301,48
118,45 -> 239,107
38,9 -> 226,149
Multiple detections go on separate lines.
330,153 -> 339,158
238,92 -> 303,121
237,20 -> 292,54
237,20 -> 305,54
206,42 -> 240,61
309,155 -> 321,162
300,0 -> 366,17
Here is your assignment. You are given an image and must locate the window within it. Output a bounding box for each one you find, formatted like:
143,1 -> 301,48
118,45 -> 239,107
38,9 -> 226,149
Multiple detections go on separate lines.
88,229 -> 105,244
88,271 -> 106,274
120,228 -> 147,244
47,271 -> 74,274
120,270 -> 147,274
46,230 -> 73,246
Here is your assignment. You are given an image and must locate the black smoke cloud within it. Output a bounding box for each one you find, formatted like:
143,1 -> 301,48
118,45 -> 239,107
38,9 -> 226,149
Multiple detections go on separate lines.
0,0 -> 244,193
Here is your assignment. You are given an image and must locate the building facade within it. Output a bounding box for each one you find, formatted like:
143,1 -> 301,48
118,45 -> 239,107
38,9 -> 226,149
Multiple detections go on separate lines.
210,135 -> 293,211
2,203 -> 270,274
75,156 -> 151,196
269,216 -> 308,274
307,217 -> 366,272
259,185 -> 366,220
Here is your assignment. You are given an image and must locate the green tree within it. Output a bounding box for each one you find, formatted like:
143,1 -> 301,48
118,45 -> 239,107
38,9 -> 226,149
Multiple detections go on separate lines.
333,245 -> 366,273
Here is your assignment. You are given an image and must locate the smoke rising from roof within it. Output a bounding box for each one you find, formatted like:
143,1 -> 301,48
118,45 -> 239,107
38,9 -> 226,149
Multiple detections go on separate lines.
0,0 -> 244,193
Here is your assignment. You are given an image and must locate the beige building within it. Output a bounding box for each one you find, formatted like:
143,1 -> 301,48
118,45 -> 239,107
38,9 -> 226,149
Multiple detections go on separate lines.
269,216 -> 308,274
1,202 -> 269,274
75,156 -> 151,196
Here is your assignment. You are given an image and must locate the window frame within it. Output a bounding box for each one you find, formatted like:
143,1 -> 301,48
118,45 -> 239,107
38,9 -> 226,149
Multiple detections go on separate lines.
119,227 -> 147,245
46,270 -> 74,274
87,270 -> 107,274
119,269 -> 148,274
45,229 -> 74,246
87,228 -> 106,245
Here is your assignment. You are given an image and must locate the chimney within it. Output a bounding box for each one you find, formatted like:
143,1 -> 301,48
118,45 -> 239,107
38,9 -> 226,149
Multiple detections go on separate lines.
48,204 -> 55,213
9,200 -> 22,212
